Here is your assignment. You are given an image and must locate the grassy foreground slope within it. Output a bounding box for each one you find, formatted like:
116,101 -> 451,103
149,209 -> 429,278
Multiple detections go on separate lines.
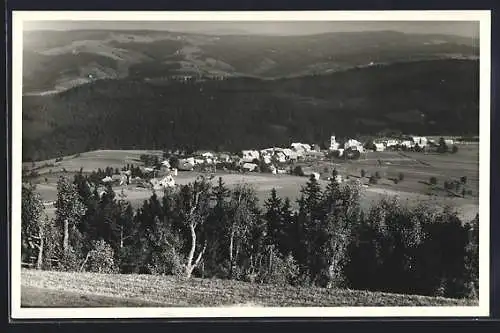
21,269 -> 477,307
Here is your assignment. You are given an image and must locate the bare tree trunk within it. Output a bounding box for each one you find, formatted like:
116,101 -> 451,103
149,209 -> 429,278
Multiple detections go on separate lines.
229,227 -> 235,279
63,219 -> 69,254
36,234 -> 44,270
120,226 -> 124,249
80,252 -> 92,272
185,223 -> 197,278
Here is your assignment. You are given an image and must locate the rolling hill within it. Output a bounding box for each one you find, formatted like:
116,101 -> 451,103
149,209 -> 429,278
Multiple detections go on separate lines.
22,59 -> 479,161
23,29 -> 478,95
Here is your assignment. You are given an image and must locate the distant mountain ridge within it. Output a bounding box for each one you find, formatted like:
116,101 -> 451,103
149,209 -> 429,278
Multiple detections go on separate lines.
23,29 -> 478,95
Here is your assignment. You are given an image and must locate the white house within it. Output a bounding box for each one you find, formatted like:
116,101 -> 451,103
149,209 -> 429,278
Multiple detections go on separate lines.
385,139 -> 400,148
374,143 -> 385,152
282,148 -> 298,160
218,153 -> 230,162
444,139 -> 454,146
242,150 -> 260,163
401,140 -> 415,149
275,151 -> 287,163
242,162 -> 259,172
412,136 -> 428,148
201,152 -> 214,158
344,139 -> 365,153
178,158 -> 195,171
291,143 -> 312,153
102,176 -> 113,183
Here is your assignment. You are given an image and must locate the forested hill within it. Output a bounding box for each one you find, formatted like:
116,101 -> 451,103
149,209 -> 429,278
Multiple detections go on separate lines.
22,59 -> 479,161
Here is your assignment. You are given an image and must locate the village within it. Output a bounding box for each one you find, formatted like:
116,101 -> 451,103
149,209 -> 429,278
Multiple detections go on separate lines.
99,134 -> 463,192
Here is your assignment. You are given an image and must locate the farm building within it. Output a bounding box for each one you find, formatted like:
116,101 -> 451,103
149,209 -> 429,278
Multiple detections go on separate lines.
373,143 -> 385,151
384,139 -> 400,148
218,153 -> 231,162
344,139 -> 364,152
178,158 -> 195,171
282,148 -> 298,160
242,150 -> 260,163
401,140 -> 416,149
242,163 -> 259,172
291,143 -> 312,153
412,136 -> 428,148
102,176 -> 113,183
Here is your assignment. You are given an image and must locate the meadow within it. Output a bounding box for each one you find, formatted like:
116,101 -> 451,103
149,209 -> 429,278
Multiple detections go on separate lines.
21,269 -> 477,307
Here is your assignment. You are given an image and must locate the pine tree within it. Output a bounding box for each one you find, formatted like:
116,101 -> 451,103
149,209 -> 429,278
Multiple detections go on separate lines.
204,177 -> 231,277
279,197 -> 295,256
264,188 -> 283,250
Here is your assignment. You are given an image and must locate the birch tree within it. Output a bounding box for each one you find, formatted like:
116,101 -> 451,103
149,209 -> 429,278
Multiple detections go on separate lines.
21,184 -> 47,269
178,176 -> 211,278
227,184 -> 260,279
54,176 -> 87,256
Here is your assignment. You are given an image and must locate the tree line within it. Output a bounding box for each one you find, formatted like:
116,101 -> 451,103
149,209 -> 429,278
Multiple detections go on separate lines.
22,170 -> 478,299
22,59 -> 479,162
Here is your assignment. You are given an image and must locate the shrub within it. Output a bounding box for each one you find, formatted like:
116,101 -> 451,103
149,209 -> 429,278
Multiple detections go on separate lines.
451,145 -> 459,154
57,250 -> 81,272
292,166 -> 305,177
360,169 -> 366,178
255,251 -> 301,287
398,172 -> 404,181
375,171 -> 381,179
429,177 -> 437,185
148,248 -> 184,277
369,176 -> 378,184
86,240 -> 117,274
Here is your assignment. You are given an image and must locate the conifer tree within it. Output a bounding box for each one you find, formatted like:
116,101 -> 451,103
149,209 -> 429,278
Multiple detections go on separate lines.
264,188 -> 283,249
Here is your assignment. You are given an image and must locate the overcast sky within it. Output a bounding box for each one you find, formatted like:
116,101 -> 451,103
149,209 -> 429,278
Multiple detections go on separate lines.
23,21 -> 479,38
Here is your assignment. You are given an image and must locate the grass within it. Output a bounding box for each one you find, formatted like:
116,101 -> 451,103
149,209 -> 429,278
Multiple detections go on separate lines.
22,286 -> 170,307
21,269 -> 478,308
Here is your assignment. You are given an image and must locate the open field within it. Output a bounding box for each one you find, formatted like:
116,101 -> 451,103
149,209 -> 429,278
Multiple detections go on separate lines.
22,149 -> 164,174
21,269 -> 477,307
23,147 -> 479,222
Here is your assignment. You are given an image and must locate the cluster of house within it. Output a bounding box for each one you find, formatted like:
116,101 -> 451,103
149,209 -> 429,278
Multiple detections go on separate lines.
329,135 -> 454,153
97,134 -> 456,192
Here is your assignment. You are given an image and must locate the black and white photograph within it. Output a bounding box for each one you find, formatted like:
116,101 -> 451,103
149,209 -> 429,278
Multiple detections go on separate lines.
10,10 -> 491,319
